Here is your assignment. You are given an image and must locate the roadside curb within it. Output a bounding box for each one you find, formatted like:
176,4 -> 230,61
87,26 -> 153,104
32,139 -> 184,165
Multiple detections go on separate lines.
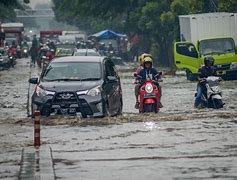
19,146 -> 56,180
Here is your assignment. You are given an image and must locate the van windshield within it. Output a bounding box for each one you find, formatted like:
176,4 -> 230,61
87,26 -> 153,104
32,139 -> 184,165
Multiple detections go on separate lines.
200,38 -> 235,56
42,62 -> 102,81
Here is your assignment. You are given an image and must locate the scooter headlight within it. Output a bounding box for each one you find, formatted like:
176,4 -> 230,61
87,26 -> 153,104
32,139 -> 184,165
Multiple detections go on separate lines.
145,83 -> 153,93
23,49 -> 27,53
36,86 -> 55,96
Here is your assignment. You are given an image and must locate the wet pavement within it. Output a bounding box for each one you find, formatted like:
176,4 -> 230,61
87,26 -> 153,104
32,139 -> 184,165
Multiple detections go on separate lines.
0,58 -> 237,179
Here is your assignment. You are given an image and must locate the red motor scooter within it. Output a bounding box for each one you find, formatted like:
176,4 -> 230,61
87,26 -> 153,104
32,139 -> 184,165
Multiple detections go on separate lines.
42,49 -> 55,70
139,78 -> 162,113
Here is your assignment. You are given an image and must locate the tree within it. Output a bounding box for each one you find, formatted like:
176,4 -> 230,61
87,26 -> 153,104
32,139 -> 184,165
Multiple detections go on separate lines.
218,0 -> 237,12
52,0 -> 236,68
0,0 -> 30,22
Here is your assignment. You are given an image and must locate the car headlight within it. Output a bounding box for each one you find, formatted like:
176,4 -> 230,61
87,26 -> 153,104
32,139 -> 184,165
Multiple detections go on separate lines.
87,86 -> 101,96
145,83 -> 153,93
76,90 -> 88,95
36,86 -> 55,96
230,62 -> 237,70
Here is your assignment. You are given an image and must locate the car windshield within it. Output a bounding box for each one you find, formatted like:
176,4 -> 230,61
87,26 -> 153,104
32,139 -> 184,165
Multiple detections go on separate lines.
42,62 -> 102,81
200,38 -> 235,55
74,51 -> 100,56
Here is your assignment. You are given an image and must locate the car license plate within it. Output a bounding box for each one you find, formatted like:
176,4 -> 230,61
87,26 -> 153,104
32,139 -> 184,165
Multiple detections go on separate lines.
144,93 -> 155,98
69,108 -> 76,114
60,108 -> 76,114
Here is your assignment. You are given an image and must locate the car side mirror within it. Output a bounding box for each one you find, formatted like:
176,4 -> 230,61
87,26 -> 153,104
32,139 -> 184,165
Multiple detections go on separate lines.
107,76 -> 117,82
29,77 -> 38,84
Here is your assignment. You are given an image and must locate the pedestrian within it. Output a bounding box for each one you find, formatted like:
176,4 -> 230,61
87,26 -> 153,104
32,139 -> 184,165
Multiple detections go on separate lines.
30,35 -> 39,67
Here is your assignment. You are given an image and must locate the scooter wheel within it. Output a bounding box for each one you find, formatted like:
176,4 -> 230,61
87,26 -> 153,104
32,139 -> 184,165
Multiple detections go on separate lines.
144,104 -> 156,113
213,99 -> 223,109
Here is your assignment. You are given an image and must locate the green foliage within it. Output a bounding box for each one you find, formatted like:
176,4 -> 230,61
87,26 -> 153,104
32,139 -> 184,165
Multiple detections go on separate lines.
0,0 -> 18,21
52,0 -> 237,67
218,0 -> 237,12
171,0 -> 190,15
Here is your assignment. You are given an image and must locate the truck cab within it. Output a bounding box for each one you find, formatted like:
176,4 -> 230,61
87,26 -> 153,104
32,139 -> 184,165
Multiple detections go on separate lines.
174,37 -> 237,80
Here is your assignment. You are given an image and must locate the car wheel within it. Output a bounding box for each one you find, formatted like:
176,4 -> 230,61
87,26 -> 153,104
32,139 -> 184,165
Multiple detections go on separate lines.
116,99 -> 123,116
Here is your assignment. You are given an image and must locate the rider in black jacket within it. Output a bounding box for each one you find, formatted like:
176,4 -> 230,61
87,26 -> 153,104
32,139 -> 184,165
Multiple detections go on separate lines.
194,56 -> 217,108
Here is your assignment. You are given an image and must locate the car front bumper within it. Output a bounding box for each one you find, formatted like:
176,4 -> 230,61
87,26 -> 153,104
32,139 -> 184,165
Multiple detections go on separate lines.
32,92 -> 105,117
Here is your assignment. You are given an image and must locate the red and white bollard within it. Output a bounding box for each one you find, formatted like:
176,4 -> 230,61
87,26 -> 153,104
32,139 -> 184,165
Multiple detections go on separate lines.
34,111 -> 41,147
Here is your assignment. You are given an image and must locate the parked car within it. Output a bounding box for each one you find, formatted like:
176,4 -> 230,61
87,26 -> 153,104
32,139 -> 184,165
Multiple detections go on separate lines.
0,48 -> 11,70
29,56 -> 123,118
73,49 -> 101,56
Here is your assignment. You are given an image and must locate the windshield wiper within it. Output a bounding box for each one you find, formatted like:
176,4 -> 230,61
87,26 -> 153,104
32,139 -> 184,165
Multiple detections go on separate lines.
43,78 -> 81,82
204,51 -> 223,56
80,78 -> 101,81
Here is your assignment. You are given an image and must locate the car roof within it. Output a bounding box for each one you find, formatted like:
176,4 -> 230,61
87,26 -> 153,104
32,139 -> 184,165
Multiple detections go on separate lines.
75,48 -> 97,52
52,56 -> 105,63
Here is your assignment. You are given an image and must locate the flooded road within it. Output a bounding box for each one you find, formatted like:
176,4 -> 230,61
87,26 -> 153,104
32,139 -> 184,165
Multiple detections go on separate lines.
0,58 -> 237,179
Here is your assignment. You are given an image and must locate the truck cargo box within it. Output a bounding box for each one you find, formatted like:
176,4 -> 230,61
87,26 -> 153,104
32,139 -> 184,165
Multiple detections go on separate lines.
179,12 -> 237,45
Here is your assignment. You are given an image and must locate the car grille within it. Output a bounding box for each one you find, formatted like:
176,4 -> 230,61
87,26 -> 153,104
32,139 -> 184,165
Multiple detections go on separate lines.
51,92 -> 93,115
53,92 -> 77,106
214,64 -> 230,71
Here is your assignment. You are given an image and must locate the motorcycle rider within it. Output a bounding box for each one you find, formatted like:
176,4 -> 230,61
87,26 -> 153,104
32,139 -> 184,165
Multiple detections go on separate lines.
135,56 -> 163,108
134,53 -> 152,109
30,35 -> 39,67
21,41 -> 29,50
107,42 -> 114,52
194,56 -> 217,108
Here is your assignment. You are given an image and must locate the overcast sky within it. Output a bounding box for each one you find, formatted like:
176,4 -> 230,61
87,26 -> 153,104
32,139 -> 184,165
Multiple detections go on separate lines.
28,0 -> 52,9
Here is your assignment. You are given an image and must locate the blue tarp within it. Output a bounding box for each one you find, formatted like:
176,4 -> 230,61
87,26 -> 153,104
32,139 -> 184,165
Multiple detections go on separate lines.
89,30 -> 126,40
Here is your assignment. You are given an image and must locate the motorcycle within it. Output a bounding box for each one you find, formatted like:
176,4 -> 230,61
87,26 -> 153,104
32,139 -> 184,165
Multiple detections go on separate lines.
107,50 -> 122,65
195,76 -> 224,109
16,45 -> 21,59
7,47 -> 17,59
21,47 -> 29,58
41,55 -> 50,71
8,53 -> 16,67
138,78 -> 162,113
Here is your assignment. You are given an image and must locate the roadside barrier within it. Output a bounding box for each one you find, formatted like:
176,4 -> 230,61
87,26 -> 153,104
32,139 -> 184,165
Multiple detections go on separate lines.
34,111 -> 41,147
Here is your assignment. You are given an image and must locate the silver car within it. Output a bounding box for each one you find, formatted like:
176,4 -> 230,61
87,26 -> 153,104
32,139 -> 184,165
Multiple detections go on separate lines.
73,49 -> 101,56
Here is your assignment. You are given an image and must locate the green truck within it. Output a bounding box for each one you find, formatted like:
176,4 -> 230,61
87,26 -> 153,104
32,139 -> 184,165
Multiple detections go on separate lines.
174,13 -> 237,80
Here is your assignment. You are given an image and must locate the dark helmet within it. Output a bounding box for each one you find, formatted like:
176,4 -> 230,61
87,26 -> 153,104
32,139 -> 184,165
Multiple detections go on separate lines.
204,56 -> 214,66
